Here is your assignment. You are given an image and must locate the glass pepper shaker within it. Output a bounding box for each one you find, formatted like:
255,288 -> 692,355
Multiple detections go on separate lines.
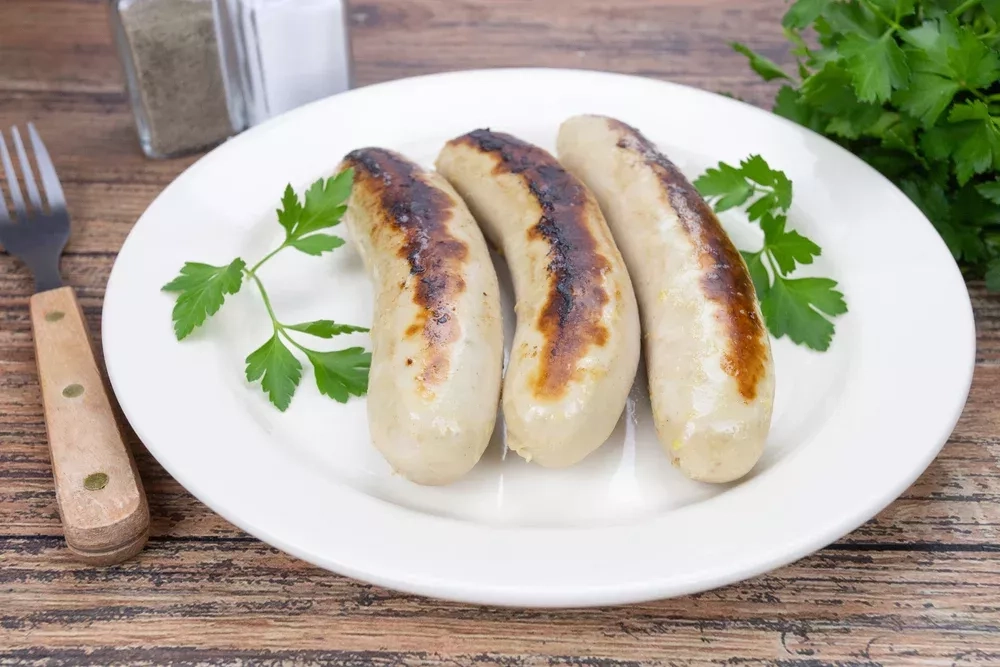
108,0 -> 353,159
108,0 -> 247,158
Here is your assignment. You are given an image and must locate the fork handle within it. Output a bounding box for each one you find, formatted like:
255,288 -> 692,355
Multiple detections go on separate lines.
29,286 -> 149,564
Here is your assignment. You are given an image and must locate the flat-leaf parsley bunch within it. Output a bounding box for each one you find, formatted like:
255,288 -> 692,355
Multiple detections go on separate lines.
163,169 -> 371,411
734,0 -> 1000,289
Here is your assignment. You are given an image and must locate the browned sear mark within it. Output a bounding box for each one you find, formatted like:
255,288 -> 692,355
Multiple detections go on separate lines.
344,148 -> 469,387
450,130 -> 610,399
607,119 -> 768,401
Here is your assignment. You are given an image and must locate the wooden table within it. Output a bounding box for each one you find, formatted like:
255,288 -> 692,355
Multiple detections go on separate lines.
2,1 -> 998,664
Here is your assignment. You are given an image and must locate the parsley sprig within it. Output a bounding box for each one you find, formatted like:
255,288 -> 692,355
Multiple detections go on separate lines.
732,0 -> 1000,290
162,169 -> 371,411
696,155 -> 848,351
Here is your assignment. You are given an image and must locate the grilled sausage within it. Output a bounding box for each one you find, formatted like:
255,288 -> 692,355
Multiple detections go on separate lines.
436,130 -> 640,468
557,115 -> 774,482
341,148 -> 503,485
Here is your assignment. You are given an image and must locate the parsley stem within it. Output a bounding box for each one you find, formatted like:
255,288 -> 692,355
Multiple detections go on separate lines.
245,268 -> 313,352
278,328 -> 310,353
951,0 -> 982,16
970,88 -> 991,103
245,270 -> 282,333
249,243 -> 289,274
858,0 -> 903,32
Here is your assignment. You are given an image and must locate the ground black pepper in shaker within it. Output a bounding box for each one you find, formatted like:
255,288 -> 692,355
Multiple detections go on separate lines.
109,0 -> 245,158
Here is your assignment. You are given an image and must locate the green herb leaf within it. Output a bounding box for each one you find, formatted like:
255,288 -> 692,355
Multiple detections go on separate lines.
276,184 -> 303,238
742,251 -> 771,297
743,155 -> 793,211
978,180 -> 1000,205
773,85 -> 830,133
293,170 -> 353,238
782,0 -> 832,29
732,43 -> 792,81
762,214 -> 822,273
893,72 -> 960,127
288,233 -> 346,256
162,259 -> 246,340
947,25 -> 1000,89
986,260 -> 1000,292
817,1 -> 882,40
839,33 -> 910,103
693,162 -> 754,212
286,320 -> 370,338
762,275 -> 847,351
306,347 -> 372,403
947,101 -> 1000,184
245,333 -> 302,411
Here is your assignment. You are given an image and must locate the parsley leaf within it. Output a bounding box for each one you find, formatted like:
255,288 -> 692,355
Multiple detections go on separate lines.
286,320 -> 370,338
162,259 -> 246,340
288,234 -> 346,256
742,250 -> 771,297
987,260 -> 1000,292
762,276 -> 847,352
306,347 -> 372,403
294,170 -> 353,238
894,72 -> 960,126
732,43 -> 792,81
276,184 -> 303,237
947,101 -> 1000,184
693,163 -> 754,212
783,0 -> 832,30
762,213 -> 822,273
695,156 -> 792,220
839,33 -> 910,103
245,334 -> 302,412
773,85 -> 830,133
276,168 -> 353,243
978,179 -> 1000,205
948,24 -> 1000,89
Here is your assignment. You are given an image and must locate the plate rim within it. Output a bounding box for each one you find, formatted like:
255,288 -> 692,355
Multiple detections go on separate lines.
102,67 -> 977,607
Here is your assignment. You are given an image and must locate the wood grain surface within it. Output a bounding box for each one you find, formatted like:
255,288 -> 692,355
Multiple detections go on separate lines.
1,1 -> 998,665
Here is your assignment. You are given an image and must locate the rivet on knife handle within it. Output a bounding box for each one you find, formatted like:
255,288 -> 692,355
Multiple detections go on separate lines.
29,286 -> 149,564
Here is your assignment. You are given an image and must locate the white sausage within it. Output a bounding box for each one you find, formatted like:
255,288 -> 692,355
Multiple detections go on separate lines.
557,115 -> 774,483
436,130 -> 640,468
341,148 -> 503,485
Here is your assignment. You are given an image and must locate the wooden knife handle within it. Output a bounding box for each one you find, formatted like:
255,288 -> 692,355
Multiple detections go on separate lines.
29,286 -> 149,564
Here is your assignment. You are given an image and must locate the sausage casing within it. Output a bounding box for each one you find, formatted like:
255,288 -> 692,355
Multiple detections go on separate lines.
341,148 -> 503,485
436,130 -> 640,468
557,115 -> 774,482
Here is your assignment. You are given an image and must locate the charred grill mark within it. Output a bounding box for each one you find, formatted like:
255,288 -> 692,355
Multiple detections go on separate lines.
607,119 -> 768,401
344,148 -> 468,387
451,130 -> 610,399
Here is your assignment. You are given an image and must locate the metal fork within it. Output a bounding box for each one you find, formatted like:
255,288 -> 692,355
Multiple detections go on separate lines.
0,124 -> 148,564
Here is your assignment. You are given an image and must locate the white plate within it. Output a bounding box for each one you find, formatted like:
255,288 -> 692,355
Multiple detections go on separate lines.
103,69 -> 975,607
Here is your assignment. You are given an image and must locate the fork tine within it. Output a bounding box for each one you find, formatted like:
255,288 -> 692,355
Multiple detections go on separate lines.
0,131 -> 27,220
12,127 -> 43,213
28,124 -> 65,211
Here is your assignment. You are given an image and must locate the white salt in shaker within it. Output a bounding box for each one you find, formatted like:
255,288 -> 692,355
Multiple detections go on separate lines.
216,0 -> 353,126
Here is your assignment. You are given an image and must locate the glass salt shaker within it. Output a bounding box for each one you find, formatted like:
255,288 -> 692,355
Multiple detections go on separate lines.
216,0 -> 354,127
108,0 -> 248,158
